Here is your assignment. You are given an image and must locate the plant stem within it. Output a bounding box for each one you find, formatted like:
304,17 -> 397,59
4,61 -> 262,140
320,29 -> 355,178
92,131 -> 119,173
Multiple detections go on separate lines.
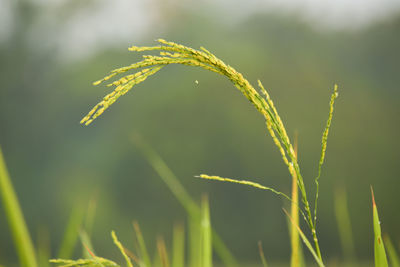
0,146 -> 38,267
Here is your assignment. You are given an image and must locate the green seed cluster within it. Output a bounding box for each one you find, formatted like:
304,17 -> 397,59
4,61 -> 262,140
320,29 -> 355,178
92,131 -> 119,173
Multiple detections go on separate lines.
50,257 -> 119,266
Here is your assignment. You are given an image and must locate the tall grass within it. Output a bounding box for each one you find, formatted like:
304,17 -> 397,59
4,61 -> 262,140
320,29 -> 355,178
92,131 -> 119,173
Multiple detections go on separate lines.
57,205 -> 85,259
51,197 -> 214,267
384,234 -> 400,267
0,146 -> 37,267
334,185 -> 355,261
132,136 -> 238,267
1,40 -> 397,266
171,223 -> 185,267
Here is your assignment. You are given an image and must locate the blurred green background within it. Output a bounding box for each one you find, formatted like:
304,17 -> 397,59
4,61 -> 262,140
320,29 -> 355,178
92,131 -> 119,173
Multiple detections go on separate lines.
0,0 -> 399,265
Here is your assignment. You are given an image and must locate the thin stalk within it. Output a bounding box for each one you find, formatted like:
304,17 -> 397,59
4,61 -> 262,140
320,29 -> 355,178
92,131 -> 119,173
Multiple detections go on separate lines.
290,134 -> 301,267
293,165 -> 323,261
132,136 -> 238,267
0,147 -> 38,267
258,241 -> 268,267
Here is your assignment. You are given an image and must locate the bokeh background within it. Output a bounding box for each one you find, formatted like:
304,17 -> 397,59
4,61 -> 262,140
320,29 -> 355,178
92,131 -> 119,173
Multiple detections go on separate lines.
1,0 -> 400,265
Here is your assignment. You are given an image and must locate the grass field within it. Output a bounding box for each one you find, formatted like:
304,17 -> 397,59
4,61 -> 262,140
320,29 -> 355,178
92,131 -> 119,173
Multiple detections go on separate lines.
1,40 -> 398,267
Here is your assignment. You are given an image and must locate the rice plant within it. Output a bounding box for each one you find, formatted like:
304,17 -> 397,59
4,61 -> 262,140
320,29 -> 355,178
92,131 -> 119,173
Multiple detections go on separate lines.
1,39 -> 398,266
80,39 -> 338,265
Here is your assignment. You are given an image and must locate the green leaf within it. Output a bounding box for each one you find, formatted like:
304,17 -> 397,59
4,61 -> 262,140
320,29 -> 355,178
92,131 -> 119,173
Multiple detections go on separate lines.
133,221 -> 152,267
371,187 -> 389,267
189,214 -> 202,267
0,146 -> 38,267
200,195 -> 212,267
334,185 -> 355,261
58,204 -> 85,259
258,241 -> 268,267
384,234 -> 400,267
172,223 -> 185,267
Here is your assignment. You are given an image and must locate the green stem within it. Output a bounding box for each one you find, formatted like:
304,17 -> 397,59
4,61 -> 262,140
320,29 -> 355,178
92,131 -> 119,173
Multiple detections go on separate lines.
292,162 -> 323,263
0,146 -> 38,267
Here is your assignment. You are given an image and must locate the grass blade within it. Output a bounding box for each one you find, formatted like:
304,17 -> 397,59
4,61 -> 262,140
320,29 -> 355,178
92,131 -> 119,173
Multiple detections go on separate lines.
36,226 -> 50,267
290,136 -> 303,267
201,195 -> 212,267
189,214 -> 202,267
334,185 -> 355,261
80,230 -> 95,259
133,221 -> 152,267
172,223 -> 185,267
371,187 -> 389,267
157,237 -> 170,267
209,229 -> 237,267
84,194 -> 98,236
132,134 -> 198,217
57,204 -> 85,259
258,241 -> 268,267
0,146 -> 38,267
384,234 -> 400,267
283,209 -> 325,267
132,136 -> 239,267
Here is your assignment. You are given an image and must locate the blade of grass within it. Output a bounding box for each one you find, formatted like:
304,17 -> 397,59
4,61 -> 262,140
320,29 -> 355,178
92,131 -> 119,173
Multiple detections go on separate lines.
80,230 -> 95,259
283,209 -> 325,267
258,241 -> 268,267
132,135 -> 198,216
290,134 -> 303,267
0,146 -> 38,267
132,135 -> 239,267
57,204 -> 85,259
157,237 -> 170,267
36,226 -> 50,267
189,214 -> 202,267
201,195 -> 212,267
152,249 -> 162,267
80,195 -> 98,259
209,230 -> 237,267
133,221 -> 152,267
172,223 -> 185,267
84,193 -> 98,236
334,185 -> 355,261
384,234 -> 400,267
82,243 -> 106,267
371,187 -> 388,267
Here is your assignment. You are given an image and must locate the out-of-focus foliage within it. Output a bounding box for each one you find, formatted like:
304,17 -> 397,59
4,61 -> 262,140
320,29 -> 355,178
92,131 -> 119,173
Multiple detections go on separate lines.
0,0 -> 399,265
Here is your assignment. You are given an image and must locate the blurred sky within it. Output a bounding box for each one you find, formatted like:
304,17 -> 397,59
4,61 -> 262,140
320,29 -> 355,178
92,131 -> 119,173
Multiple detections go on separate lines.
1,0 -> 400,61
